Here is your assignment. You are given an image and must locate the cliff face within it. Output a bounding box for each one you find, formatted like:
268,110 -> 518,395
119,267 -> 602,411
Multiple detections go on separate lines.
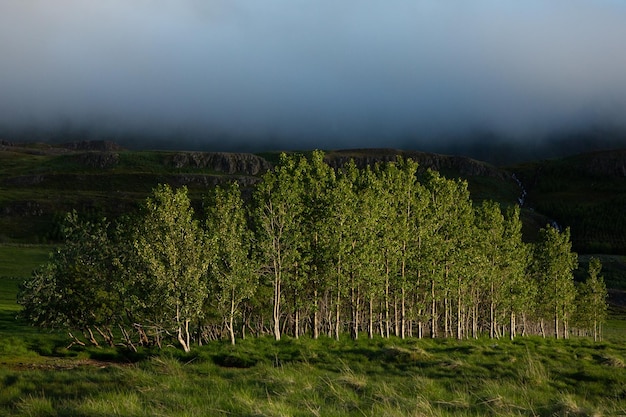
60,140 -> 123,152
324,149 -> 510,180
167,152 -> 272,176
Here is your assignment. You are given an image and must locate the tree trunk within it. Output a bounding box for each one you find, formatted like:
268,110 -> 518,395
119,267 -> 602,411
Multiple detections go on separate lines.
470,290 -> 477,339
368,295 -> 374,339
457,283 -> 462,340
94,326 -> 115,347
350,276 -> 359,340
273,267 -> 282,341
444,295 -> 450,338
430,278 -> 437,338
177,320 -> 191,353
335,285 -> 341,341
313,289 -> 319,339
554,307 -> 559,339
394,296 -> 399,337
401,286 -> 406,339
385,258 -> 390,338
510,311 -> 516,341
228,290 -> 236,345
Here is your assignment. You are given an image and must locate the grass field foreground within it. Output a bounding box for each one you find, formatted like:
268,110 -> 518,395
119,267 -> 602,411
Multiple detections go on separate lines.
1,245 -> 626,416
0,336 -> 624,416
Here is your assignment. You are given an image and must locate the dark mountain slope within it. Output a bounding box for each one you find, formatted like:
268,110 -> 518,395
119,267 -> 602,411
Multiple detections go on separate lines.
1,141 -> 624,256
0,142 -> 269,242
511,149 -> 626,253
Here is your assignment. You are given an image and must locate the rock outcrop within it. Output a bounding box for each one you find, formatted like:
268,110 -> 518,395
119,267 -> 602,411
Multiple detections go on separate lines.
70,152 -> 121,169
167,152 -> 272,176
60,140 -> 124,152
324,149 -> 510,180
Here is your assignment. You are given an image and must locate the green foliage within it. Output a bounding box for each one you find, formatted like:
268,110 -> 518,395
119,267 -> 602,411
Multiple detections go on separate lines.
531,226 -> 578,338
253,153 -> 307,341
576,257 -> 609,341
17,212 -> 120,337
205,182 -> 256,345
14,152 -> 615,351
131,185 -> 210,352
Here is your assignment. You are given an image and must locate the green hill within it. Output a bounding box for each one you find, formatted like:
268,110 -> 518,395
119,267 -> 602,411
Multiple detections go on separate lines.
511,149 -> 626,254
1,141 -> 624,257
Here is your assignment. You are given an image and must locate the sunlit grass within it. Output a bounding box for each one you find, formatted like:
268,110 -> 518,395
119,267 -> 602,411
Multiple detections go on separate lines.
0,335 -> 625,416
1,245 -> 625,415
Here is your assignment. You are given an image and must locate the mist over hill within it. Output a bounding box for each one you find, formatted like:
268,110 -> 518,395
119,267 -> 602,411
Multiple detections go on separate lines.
3,125 -> 626,166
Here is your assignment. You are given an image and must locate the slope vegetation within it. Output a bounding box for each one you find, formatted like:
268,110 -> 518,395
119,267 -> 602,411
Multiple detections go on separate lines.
512,149 -> 626,253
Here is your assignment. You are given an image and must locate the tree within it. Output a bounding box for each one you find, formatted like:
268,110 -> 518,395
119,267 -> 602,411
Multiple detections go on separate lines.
376,158 -> 421,338
253,154 -> 305,341
205,182 -> 256,345
474,201 -> 507,339
421,170 -> 473,338
18,212 -> 122,348
577,257 -> 608,341
132,185 -> 210,352
346,165 -> 381,340
532,226 -> 578,339
300,150 -> 336,339
326,160 -> 359,340
501,206 -> 532,340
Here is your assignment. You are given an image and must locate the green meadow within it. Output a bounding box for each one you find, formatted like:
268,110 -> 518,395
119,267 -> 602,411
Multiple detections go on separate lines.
1,245 -> 625,417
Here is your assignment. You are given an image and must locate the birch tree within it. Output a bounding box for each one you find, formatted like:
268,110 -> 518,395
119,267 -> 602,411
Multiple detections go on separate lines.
474,201 -> 506,339
254,153 -> 305,341
205,182 -> 256,345
501,206 -> 532,340
577,257 -> 608,341
326,161 -> 358,339
301,150 -> 336,339
18,212 -> 121,347
532,225 -> 578,339
133,185 -> 210,352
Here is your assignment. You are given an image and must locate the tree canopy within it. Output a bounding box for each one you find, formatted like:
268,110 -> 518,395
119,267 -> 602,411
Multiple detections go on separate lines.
18,152 -> 607,350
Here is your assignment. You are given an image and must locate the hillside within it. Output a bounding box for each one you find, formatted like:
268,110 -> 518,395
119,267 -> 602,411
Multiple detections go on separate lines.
1,141 -> 625,317
0,141 -> 269,242
511,149 -> 626,254
0,141 -> 521,243
0,140 -> 624,256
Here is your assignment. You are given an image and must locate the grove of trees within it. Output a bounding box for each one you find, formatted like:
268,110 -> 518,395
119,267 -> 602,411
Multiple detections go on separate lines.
18,151 -> 608,351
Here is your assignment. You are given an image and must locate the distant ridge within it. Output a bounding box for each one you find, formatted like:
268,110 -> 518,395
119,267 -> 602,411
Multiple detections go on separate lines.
60,140 -> 124,152
324,148 -> 509,179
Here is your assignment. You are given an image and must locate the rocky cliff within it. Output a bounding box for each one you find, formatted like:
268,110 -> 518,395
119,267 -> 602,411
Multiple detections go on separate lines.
324,149 -> 510,180
166,152 -> 272,176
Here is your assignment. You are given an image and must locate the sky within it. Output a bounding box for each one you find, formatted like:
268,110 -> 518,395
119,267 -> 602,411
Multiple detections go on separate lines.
1,0 -> 626,152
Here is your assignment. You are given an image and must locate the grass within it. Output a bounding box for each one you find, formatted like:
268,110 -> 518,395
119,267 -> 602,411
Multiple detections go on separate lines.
0,244 -> 52,336
0,336 -> 625,416
0,245 -> 52,278
1,251 -> 625,416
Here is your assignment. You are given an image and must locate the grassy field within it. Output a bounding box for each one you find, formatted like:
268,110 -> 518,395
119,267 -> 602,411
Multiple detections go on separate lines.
1,245 -> 625,416
0,334 -> 625,416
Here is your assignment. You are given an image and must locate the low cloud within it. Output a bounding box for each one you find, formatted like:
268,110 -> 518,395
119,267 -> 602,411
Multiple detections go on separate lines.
1,1 -> 626,151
